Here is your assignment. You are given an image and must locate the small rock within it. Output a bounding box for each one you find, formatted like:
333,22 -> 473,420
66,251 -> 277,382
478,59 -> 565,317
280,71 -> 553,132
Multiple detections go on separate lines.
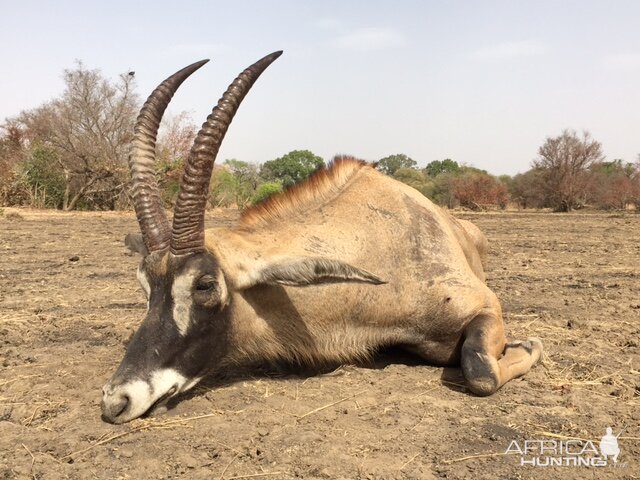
183,454 -> 199,469
120,448 -> 134,458
69,255 -> 80,262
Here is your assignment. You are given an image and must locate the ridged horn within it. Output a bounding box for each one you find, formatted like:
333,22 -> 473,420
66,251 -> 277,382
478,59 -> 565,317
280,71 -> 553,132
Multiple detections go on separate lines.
170,51 -> 283,255
130,59 -> 209,253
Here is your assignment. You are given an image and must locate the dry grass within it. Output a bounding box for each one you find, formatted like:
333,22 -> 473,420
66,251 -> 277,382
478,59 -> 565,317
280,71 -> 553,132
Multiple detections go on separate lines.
60,412 -> 227,461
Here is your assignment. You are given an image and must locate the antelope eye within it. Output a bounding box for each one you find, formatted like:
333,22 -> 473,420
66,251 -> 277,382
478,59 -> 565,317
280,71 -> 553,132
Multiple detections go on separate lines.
195,275 -> 217,291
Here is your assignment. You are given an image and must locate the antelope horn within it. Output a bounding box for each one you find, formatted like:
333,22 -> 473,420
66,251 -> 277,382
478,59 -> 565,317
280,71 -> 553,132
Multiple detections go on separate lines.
170,51 -> 283,255
130,59 -> 209,253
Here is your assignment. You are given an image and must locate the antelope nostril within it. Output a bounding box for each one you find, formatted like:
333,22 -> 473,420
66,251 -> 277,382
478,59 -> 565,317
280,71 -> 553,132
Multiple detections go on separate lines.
114,394 -> 130,418
102,393 -> 129,421
101,390 -> 131,423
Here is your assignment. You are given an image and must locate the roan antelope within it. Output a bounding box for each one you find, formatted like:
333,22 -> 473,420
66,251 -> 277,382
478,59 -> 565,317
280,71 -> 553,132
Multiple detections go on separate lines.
101,51 -> 543,424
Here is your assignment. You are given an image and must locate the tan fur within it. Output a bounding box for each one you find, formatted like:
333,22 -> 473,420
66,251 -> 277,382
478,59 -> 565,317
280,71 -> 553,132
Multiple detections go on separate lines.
241,156 -> 369,228
202,157 -> 542,393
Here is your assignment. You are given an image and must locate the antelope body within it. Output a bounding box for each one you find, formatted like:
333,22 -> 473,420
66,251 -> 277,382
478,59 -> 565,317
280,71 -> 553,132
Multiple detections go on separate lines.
101,51 -> 542,424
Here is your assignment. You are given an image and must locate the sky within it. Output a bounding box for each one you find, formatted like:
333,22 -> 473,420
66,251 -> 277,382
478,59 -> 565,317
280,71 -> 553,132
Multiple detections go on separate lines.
1,1 -> 638,175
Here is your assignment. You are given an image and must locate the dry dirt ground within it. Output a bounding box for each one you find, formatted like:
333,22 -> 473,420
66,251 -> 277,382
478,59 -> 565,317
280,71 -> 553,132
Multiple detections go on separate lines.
0,208 -> 639,479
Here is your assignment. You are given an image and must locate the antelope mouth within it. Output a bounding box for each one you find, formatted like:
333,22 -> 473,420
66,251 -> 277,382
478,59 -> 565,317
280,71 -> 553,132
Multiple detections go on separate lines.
147,384 -> 178,417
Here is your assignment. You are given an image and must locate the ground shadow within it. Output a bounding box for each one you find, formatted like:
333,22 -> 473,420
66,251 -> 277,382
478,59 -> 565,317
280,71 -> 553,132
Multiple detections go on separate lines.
440,367 -> 468,393
161,346 -> 470,415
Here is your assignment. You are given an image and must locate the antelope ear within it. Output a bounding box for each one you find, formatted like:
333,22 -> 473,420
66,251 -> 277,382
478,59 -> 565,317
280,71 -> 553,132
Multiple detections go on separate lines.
124,233 -> 149,256
238,257 -> 387,289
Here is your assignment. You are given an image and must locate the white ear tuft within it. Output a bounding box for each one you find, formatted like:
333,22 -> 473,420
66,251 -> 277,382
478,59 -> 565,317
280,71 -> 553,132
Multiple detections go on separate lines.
239,256 -> 387,289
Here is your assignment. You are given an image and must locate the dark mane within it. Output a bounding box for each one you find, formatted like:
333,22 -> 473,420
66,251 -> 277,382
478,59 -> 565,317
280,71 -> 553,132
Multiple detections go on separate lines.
240,156 -> 371,228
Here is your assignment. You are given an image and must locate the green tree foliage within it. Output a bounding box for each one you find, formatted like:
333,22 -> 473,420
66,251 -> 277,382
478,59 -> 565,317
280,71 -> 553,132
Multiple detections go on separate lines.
209,168 -> 236,208
20,143 -> 66,208
261,150 -> 324,188
392,168 -> 434,198
534,130 -> 604,212
376,154 -> 417,176
430,173 -> 458,208
424,159 -> 460,178
252,181 -> 283,204
497,174 -> 513,191
209,159 -> 260,209
509,169 -> 548,209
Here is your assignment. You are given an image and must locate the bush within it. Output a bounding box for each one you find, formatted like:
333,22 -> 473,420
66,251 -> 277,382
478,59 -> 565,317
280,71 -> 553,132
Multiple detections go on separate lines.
588,161 -> 639,210
20,144 -> 66,208
392,168 -> 434,198
452,171 -> 508,210
430,172 -> 458,208
252,181 -> 283,205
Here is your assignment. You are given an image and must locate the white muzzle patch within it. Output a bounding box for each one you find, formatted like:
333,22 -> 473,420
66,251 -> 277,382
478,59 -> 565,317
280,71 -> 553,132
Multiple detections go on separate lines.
102,368 -> 190,424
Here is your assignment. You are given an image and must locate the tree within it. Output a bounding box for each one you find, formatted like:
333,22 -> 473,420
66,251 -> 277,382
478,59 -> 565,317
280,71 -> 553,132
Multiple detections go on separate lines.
451,171 -> 508,210
392,167 -> 434,197
155,112 -> 198,205
588,160 -> 639,209
509,168 -> 548,209
252,181 -> 283,204
209,159 -> 260,209
431,172 -> 458,208
0,122 -> 27,205
20,143 -> 66,208
157,112 -> 197,167
424,159 -> 460,178
14,61 -> 138,210
376,154 -> 416,176
534,130 -> 604,212
261,150 -> 324,188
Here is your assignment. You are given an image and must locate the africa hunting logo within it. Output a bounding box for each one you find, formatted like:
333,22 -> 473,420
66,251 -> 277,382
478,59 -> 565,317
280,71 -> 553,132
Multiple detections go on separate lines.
505,427 -> 627,468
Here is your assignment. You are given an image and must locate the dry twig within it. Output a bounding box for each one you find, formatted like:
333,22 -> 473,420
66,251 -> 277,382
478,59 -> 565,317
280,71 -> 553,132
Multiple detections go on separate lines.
400,453 -> 420,470
295,390 -> 367,420
218,453 -> 240,480
443,451 -> 515,464
21,443 -> 35,474
225,473 -> 283,479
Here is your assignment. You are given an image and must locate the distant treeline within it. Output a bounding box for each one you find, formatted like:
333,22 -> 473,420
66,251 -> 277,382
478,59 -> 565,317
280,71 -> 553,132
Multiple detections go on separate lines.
1,62 -> 638,212
376,143 -> 640,212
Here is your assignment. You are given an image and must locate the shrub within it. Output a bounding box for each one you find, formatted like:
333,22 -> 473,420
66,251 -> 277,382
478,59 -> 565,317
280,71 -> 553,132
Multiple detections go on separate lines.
452,171 -> 508,210
20,144 -> 66,208
252,181 -> 283,205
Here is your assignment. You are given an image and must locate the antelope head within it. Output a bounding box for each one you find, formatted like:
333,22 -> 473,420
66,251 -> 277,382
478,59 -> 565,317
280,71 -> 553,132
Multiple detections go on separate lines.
100,52 -> 283,424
